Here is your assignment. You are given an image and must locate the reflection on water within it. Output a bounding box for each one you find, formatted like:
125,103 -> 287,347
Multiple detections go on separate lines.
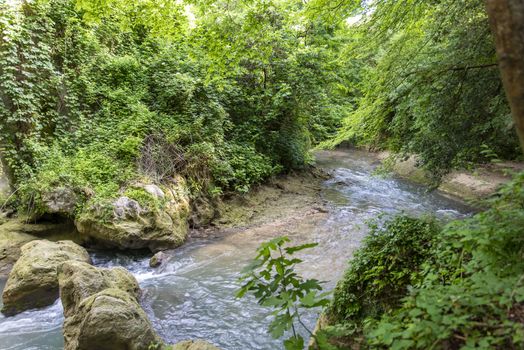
0,149 -> 471,350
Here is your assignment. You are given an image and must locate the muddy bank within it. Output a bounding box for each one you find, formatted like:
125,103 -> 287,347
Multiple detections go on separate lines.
191,168 -> 329,239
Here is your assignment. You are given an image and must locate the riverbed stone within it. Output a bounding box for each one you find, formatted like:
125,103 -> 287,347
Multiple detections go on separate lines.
1,240 -> 90,316
149,251 -> 168,268
172,340 -> 221,350
75,176 -> 190,252
58,260 -> 162,350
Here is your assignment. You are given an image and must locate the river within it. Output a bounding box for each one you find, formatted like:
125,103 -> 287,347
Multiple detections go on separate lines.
0,149 -> 471,350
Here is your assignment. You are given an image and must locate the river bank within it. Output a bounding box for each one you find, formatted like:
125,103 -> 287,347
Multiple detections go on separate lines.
0,149 -> 475,349
373,150 -> 524,203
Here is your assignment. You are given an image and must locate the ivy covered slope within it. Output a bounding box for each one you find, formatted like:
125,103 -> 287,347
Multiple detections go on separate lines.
323,172 -> 524,349
0,0 -> 345,249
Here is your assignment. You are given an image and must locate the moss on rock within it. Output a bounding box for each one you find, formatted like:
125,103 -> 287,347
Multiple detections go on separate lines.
58,260 -> 162,350
1,240 -> 91,316
75,177 -> 190,251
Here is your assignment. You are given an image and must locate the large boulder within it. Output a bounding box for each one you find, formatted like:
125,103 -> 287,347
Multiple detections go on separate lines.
0,222 -> 36,277
1,240 -> 90,315
58,260 -> 163,350
75,177 -> 190,251
0,219 -> 80,277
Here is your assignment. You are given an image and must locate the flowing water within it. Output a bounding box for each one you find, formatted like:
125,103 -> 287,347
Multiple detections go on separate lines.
0,149 -> 472,350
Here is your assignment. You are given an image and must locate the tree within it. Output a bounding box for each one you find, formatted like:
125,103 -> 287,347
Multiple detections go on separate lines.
485,0 -> 524,153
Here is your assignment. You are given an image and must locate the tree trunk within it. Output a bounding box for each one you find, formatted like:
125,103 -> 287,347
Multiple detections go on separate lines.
485,0 -> 524,153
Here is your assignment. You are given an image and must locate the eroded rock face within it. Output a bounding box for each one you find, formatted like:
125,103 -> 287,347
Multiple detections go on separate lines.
0,219 -> 80,277
172,340 -> 221,350
58,260 -> 162,350
1,240 -> 90,315
75,177 -> 190,252
189,196 -> 216,228
41,187 -> 78,217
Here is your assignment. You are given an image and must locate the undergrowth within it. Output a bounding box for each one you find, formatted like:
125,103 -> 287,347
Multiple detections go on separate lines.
323,171 -> 524,349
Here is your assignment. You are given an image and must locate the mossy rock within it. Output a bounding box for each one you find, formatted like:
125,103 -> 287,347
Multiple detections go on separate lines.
0,218 -> 81,277
76,177 -> 190,251
64,288 -> 161,350
58,260 -> 162,350
1,240 -> 91,316
0,222 -> 36,277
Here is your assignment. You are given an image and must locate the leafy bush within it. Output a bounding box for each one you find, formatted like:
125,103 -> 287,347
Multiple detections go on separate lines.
328,215 -> 440,324
237,236 -> 331,350
365,171 -> 524,350
325,172 -> 524,349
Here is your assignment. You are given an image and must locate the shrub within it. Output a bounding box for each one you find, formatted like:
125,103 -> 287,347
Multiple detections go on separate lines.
325,172 -> 524,349
328,215 -> 440,324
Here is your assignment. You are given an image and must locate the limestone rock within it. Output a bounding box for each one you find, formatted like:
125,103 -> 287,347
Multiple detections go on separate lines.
58,260 -> 140,317
149,251 -> 168,268
0,219 -> 80,277
172,340 -> 221,350
0,229 -> 35,278
189,196 -> 216,228
143,184 -> 165,199
41,187 -> 78,217
1,240 -> 90,316
58,260 -> 162,350
75,177 -> 190,252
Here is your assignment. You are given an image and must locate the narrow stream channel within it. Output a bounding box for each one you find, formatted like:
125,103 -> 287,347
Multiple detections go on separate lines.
0,149 -> 472,350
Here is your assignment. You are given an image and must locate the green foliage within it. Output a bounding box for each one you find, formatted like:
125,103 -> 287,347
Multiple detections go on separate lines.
311,0 -> 521,180
326,172 -> 524,349
237,236 -> 330,350
0,0 -> 344,217
328,215 -> 440,324
124,187 -> 165,211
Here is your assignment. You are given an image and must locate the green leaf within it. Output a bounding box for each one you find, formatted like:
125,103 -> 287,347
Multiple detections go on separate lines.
283,336 -> 304,350
284,243 -> 319,254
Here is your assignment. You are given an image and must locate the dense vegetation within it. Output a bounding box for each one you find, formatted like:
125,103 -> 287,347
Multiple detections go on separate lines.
232,1 -> 524,350
2,0 -> 524,348
1,0 -> 522,212
312,0 -> 522,180
0,0 -> 345,215
313,2 -> 524,349
324,173 -> 524,349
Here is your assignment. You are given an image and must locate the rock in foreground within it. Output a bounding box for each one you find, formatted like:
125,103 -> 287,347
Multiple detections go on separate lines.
76,178 -> 190,252
172,340 -> 221,350
58,260 -> 162,350
0,227 -> 35,278
1,240 -> 90,316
